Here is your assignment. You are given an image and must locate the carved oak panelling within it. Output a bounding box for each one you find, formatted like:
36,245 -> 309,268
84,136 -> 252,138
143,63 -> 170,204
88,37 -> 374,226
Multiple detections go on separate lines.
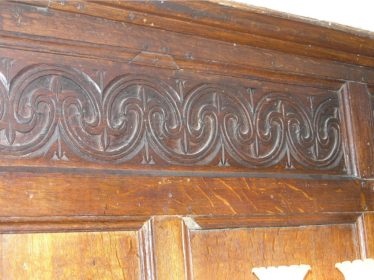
372,90 -> 374,142
0,58 -> 344,173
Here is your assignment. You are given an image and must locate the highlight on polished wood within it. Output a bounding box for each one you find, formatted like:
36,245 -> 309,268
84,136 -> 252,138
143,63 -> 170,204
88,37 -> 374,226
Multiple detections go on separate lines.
0,0 -> 373,279
252,264 -> 311,280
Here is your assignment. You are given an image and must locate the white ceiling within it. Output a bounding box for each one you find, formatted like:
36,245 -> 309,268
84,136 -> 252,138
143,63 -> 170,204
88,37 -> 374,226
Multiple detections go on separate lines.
227,0 -> 374,32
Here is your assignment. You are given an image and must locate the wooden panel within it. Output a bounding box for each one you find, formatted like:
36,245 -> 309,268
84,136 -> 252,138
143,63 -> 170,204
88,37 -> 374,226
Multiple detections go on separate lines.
0,173 -> 362,217
0,49 -> 346,175
152,217 -> 191,280
363,213 -> 374,257
363,182 -> 374,211
339,82 -> 374,178
0,231 -> 141,280
190,224 -> 360,280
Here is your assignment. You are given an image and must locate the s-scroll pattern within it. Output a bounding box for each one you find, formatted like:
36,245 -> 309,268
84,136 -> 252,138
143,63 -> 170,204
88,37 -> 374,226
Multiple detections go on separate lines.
371,91 -> 374,143
0,63 -> 344,171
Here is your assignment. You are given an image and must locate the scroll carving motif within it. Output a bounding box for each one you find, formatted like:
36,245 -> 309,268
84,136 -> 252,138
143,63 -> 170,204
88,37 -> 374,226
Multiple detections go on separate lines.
0,63 -> 344,171
372,92 -> 374,142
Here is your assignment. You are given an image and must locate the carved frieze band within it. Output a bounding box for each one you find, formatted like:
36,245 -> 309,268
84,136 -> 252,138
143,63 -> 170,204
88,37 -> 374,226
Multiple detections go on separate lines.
371,91 -> 374,146
0,62 -> 344,171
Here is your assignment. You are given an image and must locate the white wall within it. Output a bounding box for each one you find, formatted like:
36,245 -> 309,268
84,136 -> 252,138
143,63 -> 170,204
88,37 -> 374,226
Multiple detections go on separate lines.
228,0 -> 374,32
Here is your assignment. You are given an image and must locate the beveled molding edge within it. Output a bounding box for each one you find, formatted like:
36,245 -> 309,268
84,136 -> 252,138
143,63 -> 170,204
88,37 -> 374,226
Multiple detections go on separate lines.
0,212 -> 364,233
13,0 -> 374,68
192,213 -> 362,230
1,1 -> 373,87
0,31 -> 343,91
0,216 -> 151,233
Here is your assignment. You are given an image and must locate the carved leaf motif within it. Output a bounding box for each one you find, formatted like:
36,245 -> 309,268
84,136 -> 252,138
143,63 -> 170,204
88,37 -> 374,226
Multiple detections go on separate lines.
101,127 -> 110,151
4,123 -> 15,145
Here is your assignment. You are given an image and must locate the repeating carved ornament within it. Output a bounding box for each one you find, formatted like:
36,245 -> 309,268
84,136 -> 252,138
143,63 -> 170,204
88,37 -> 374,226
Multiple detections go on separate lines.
0,61 -> 344,171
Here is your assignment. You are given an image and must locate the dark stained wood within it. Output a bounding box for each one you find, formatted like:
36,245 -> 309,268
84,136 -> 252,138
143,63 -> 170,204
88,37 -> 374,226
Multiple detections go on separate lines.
2,1 -> 374,85
0,47 -> 347,175
0,32 -> 353,90
362,182 -> 374,211
15,0 -> 374,67
339,82 -> 374,178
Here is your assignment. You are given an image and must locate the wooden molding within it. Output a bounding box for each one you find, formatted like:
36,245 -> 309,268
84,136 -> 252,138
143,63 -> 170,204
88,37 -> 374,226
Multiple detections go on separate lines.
0,1 -> 373,85
0,172 -> 364,217
0,216 -> 150,233
193,213 -> 361,229
13,0 -> 374,67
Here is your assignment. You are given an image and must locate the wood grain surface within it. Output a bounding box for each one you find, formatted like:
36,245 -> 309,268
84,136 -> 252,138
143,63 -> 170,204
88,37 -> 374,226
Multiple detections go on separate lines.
152,217 -> 191,280
15,0 -> 374,67
363,213 -> 374,257
0,231 -> 141,279
339,82 -> 374,178
190,224 -> 360,280
0,1 -> 372,279
0,172 -> 363,217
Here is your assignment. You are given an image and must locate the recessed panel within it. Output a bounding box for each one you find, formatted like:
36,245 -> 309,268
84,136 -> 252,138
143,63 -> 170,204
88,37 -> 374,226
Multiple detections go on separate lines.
0,231 -> 141,280
190,224 -> 359,280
